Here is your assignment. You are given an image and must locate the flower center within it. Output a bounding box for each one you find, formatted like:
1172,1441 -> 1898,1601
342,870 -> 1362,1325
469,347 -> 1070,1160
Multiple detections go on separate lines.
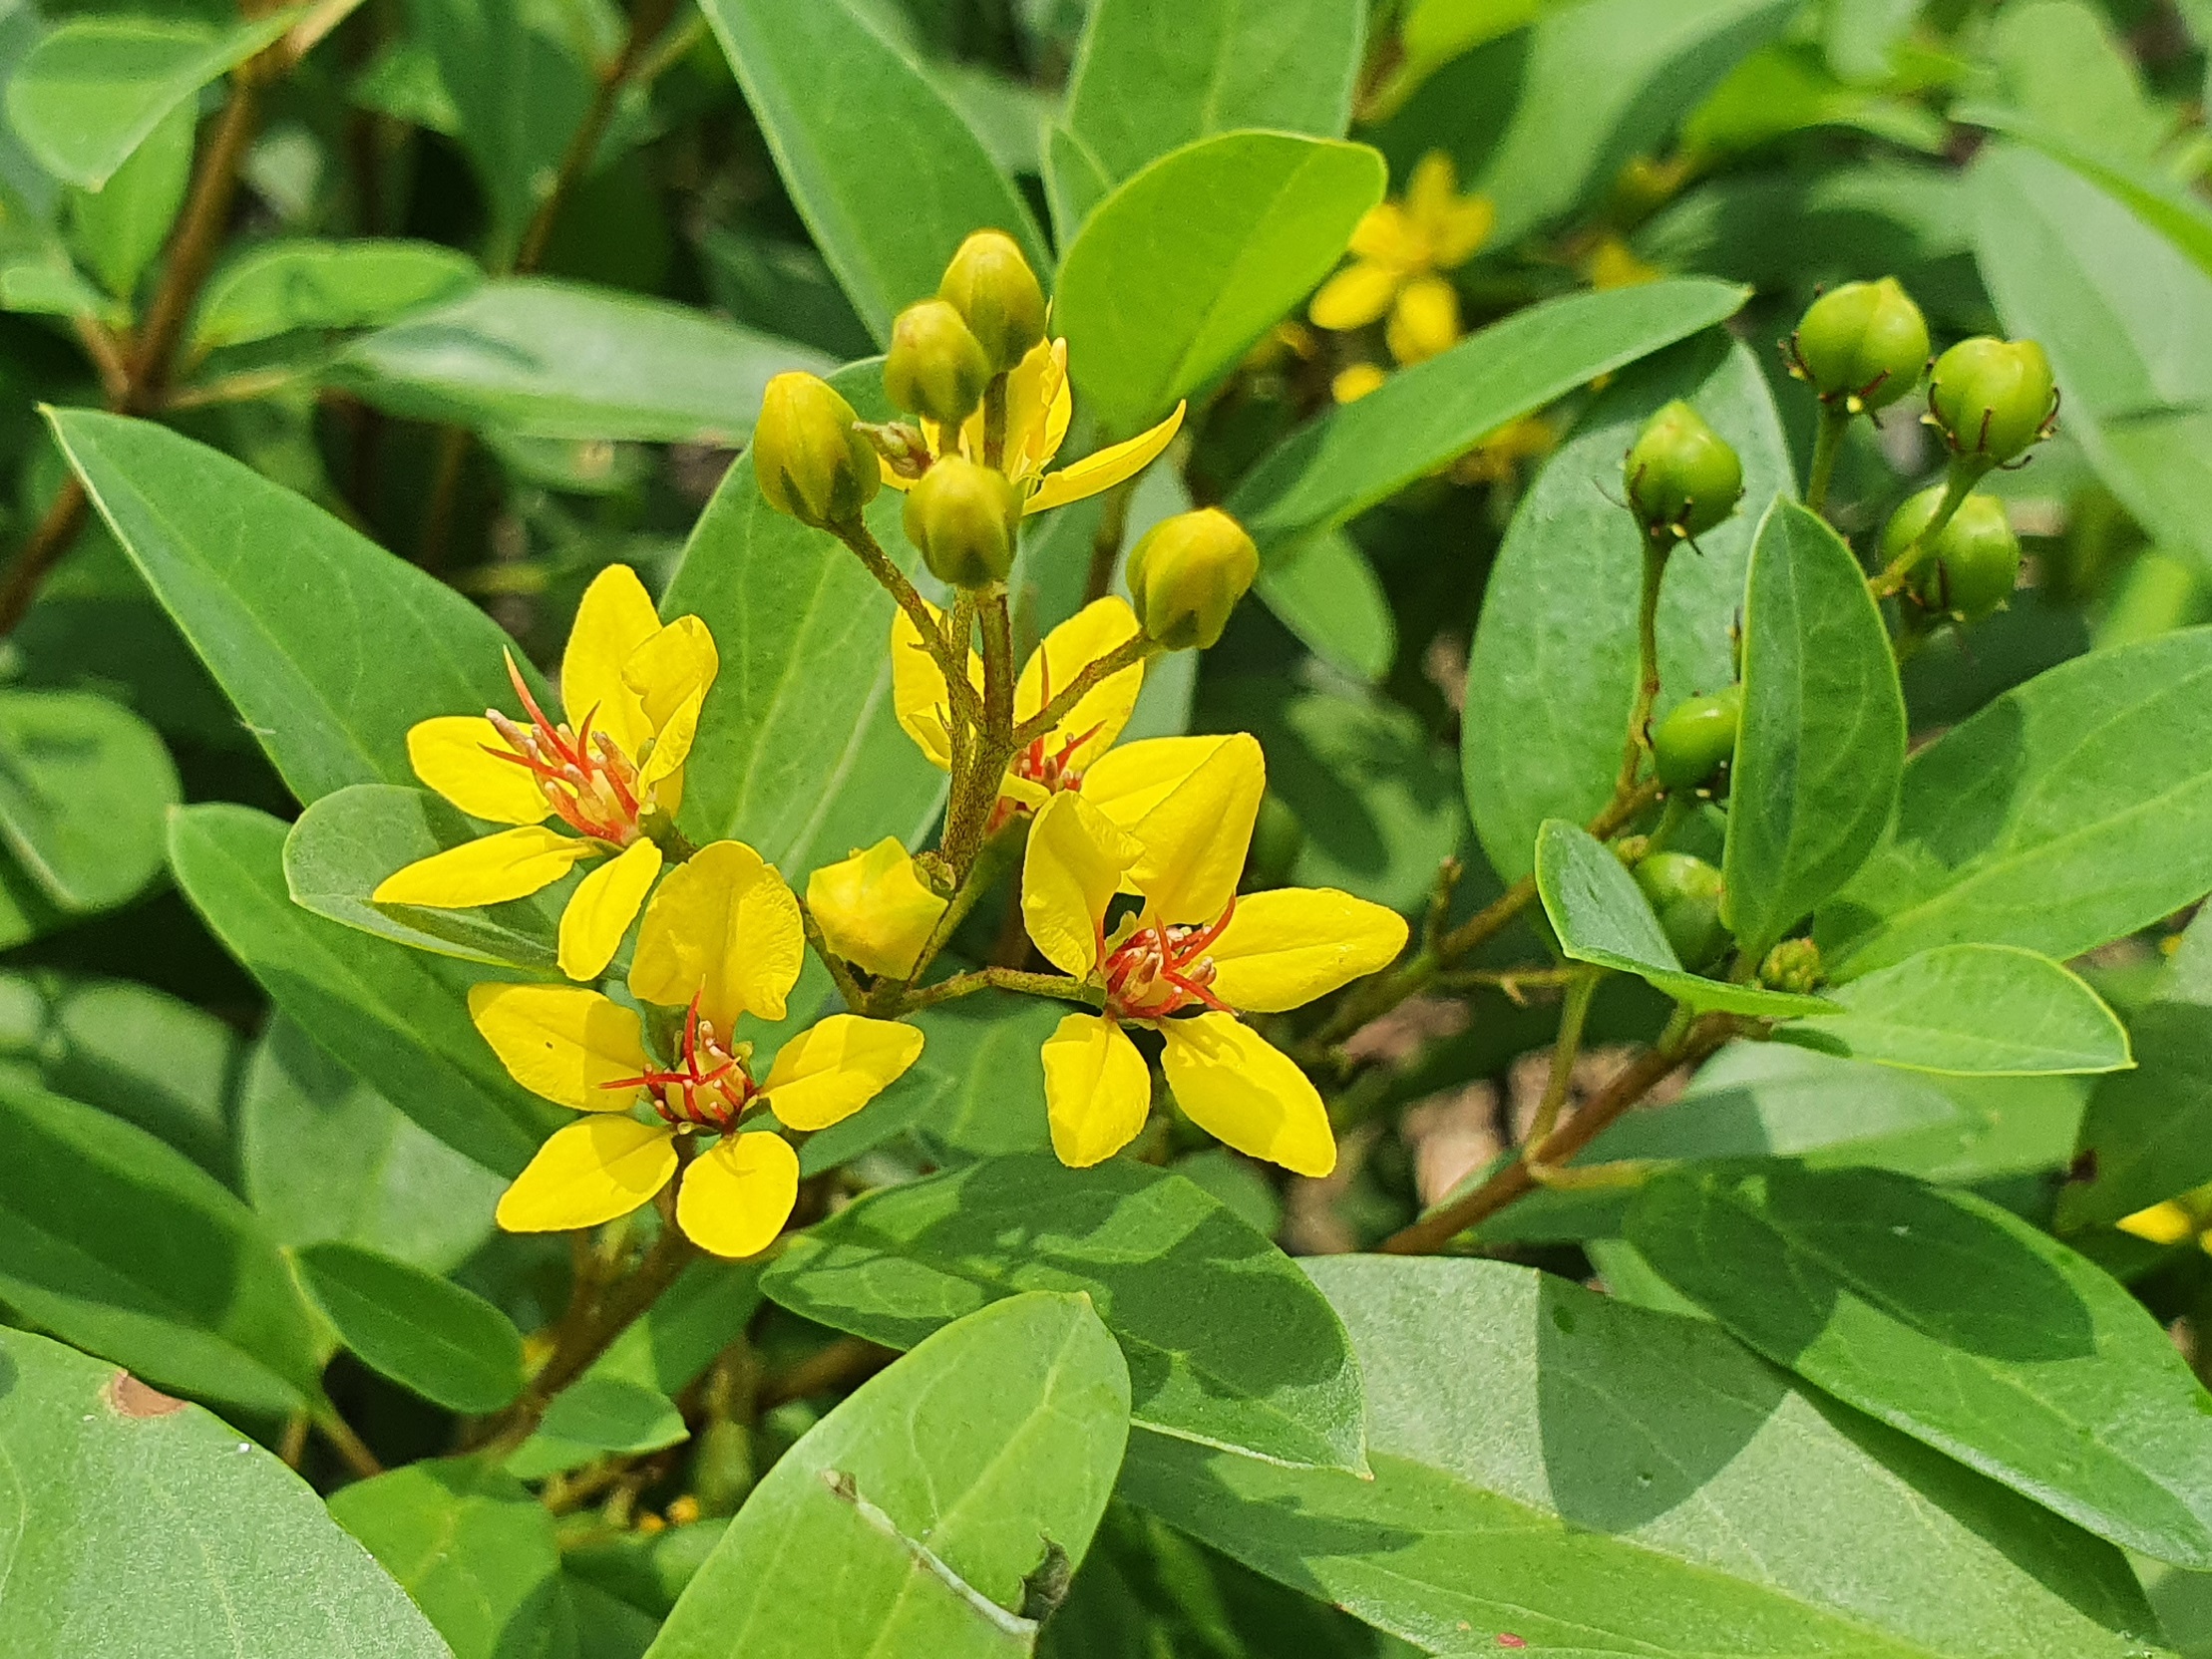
1102,902 -> 1237,1021
602,996 -> 758,1132
485,654 -> 644,844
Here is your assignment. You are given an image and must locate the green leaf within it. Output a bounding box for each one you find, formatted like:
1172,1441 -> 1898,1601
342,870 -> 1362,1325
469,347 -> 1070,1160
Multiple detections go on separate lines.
1817,628 -> 2212,977
1628,1162 -> 2212,1568
516,1375 -> 687,1468
170,804 -> 561,1176
1055,134 -> 1381,437
662,361 -> 944,880
1252,528 -> 1395,683
239,1016 -> 504,1275
650,1292 -> 1129,1658
1234,280 -> 1747,560
0,1325 -> 447,1657
285,785 -> 566,971
189,237 -> 482,352
764,1155 -> 1365,1474
0,1076 -> 324,1416
329,1458 -> 562,1659
52,409 -> 541,807
1722,499 -> 1907,960
1362,0 -> 1577,120
1985,0 -> 2166,165
337,278 -> 827,446
1124,1254 -> 2167,1657
1465,335 -> 1791,882
4,12 -> 292,188
1775,944 -> 2130,1077
1534,820 -> 1835,1018
696,0 -> 1049,347
0,689 -> 178,913
65,96 -> 192,299
295,1242 -> 524,1414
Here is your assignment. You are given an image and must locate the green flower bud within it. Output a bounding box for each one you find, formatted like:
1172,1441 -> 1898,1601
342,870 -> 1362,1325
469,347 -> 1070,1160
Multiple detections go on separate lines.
1126,507 -> 1260,650
886,299 -> 992,426
1653,682 -> 1742,793
1635,852 -> 1729,970
938,229 -> 1047,373
1624,401 -> 1743,540
1759,937 -> 1823,996
1928,336 -> 2055,466
1792,277 -> 1929,413
904,456 -> 1019,587
1885,487 -> 2022,621
752,373 -> 880,529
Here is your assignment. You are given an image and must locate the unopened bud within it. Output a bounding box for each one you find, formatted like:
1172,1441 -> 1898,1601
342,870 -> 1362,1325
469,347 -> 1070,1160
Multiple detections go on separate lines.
806,837 -> 949,980
886,299 -> 991,426
904,456 -> 1019,587
1759,937 -> 1823,996
1791,277 -> 1928,414
753,373 -> 879,529
1653,683 -> 1742,793
1887,487 -> 2021,622
1635,852 -> 1729,970
938,229 -> 1046,373
1928,336 -> 2055,467
1126,508 -> 1259,650
1624,401 -> 1743,540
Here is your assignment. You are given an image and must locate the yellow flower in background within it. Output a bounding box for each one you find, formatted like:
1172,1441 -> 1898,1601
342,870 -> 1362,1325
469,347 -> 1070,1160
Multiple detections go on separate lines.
1018,735 -> 1407,1175
1309,151 -> 1493,369
1330,363 -> 1389,405
473,840 -> 922,1257
374,566 -> 716,982
808,838 -> 948,979
878,335 -> 1185,516
1449,414 -> 1559,488
1585,233 -> 1662,291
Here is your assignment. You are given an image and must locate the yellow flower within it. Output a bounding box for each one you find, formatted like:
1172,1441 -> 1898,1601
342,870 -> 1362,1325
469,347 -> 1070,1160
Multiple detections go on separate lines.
1309,151 -> 1492,368
1330,363 -> 1388,405
472,840 -> 922,1258
1586,233 -> 1662,291
877,334 -> 1185,516
1449,414 -> 1559,487
1018,734 -> 1407,1175
808,838 -> 948,979
373,566 -> 717,983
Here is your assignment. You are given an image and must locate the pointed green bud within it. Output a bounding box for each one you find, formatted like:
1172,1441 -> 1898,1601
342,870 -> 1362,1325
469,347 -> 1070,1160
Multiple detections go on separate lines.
1885,487 -> 2021,621
1791,277 -> 1929,413
753,373 -> 880,529
1126,508 -> 1260,650
938,229 -> 1047,373
1624,401 -> 1743,540
1635,852 -> 1729,970
1653,682 -> 1742,792
904,456 -> 1019,587
1928,336 -> 2055,466
886,299 -> 992,426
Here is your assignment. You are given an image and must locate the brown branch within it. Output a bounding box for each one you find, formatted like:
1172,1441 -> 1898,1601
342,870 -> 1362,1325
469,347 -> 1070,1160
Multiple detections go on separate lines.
1006,634 -> 1159,752
758,1335 -> 895,1410
127,77 -> 262,404
0,479 -> 87,636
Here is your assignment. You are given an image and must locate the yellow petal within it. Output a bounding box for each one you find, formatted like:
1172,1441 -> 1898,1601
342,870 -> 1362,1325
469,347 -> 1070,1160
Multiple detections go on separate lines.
625,615 -> 719,737
1405,151 -> 1459,229
891,598 -> 979,773
763,1013 -> 925,1131
806,839 -> 948,980
1386,275 -> 1460,367
372,825 -> 597,908
1429,193 -> 1495,270
1022,792 -> 1141,979
1331,363 -> 1388,404
2120,1201 -> 2197,1246
1347,199 -> 1421,268
629,839 -> 804,1030
1157,1013 -> 1334,1177
1080,735 -> 1234,832
1024,403 -> 1185,516
406,717 -> 550,825
1208,887 -> 1408,1013
639,691 -> 704,797
676,1131 -> 799,1258
1002,338 -> 1071,485
1015,597 -> 1145,774
467,981 -> 651,1111
1307,260 -> 1400,332
1129,732 -> 1264,926
496,1116 -> 675,1232
557,839 -> 662,981
561,565 -> 660,756
1040,1012 -> 1151,1167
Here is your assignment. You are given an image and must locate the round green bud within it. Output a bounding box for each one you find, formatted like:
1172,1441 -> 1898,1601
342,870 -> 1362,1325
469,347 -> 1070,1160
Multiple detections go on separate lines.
1653,682 -> 1742,792
1624,401 -> 1744,540
903,456 -> 1019,588
1884,487 -> 2022,621
1126,507 -> 1261,650
886,299 -> 992,426
1759,937 -> 1824,996
753,372 -> 880,529
1793,277 -> 1929,413
1928,336 -> 2055,465
1635,852 -> 1729,970
938,229 -> 1047,373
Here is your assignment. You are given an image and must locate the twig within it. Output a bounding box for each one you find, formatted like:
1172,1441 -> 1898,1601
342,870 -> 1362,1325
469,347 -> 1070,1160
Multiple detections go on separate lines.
0,480 -> 86,636
72,317 -> 130,406
760,1335 -> 895,1409
127,77 -> 263,404
1006,634 -> 1159,752
313,1401 -> 385,1480
899,965 -> 1104,1013
1616,533 -> 1669,798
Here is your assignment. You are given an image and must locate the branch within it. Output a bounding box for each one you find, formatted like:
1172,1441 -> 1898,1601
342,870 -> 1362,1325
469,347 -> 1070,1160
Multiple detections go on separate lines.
1006,634 -> 1159,752
899,965 -> 1104,1013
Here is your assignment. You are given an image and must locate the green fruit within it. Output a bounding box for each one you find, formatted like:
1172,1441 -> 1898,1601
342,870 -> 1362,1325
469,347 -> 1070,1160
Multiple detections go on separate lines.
1792,277 -> 1929,413
1884,487 -> 2022,621
1653,683 -> 1742,792
1635,853 -> 1729,969
1624,401 -> 1744,539
1929,336 -> 2055,466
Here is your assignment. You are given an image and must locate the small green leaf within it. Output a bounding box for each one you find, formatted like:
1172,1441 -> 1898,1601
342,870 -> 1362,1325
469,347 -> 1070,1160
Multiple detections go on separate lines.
1254,528 -> 1396,683
296,1241 -> 524,1414
0,1325 -> 447,1656
65,97 -> 192,299
650,1293 -> 1129,1658
189,237 -> 482,352
0,689 -> 178,914
764,1155 -> 1366,1474
1722,498 -> 1906,961
1629,1162 -> 2212,1567
1055,133 -> 1383,437
1534,820 -> 1834,1019
509,1375 -> 688,1479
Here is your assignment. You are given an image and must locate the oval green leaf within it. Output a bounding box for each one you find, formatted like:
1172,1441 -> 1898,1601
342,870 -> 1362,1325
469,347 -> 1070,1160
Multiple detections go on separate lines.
190,237 -> 482,353
0,689 -> 179,914
1254,528 -> 1396,684
296,1241 -> 525,1415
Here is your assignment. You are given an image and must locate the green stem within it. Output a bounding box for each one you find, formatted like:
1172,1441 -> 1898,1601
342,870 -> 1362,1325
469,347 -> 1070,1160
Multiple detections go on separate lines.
1643,794 -> 1692,859
1522,967 -> 1601,1157
1804,404 -> 1849,519
981,376 -> 1008,472
1616,532 -> 1670,798
1007,635 -> 1160,752
1869,460 -> 1982,599
900,965 -> 1105,1012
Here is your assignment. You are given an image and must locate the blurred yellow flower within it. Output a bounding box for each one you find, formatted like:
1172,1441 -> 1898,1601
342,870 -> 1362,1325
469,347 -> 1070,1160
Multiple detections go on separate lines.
1309,151 -> 1493,369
